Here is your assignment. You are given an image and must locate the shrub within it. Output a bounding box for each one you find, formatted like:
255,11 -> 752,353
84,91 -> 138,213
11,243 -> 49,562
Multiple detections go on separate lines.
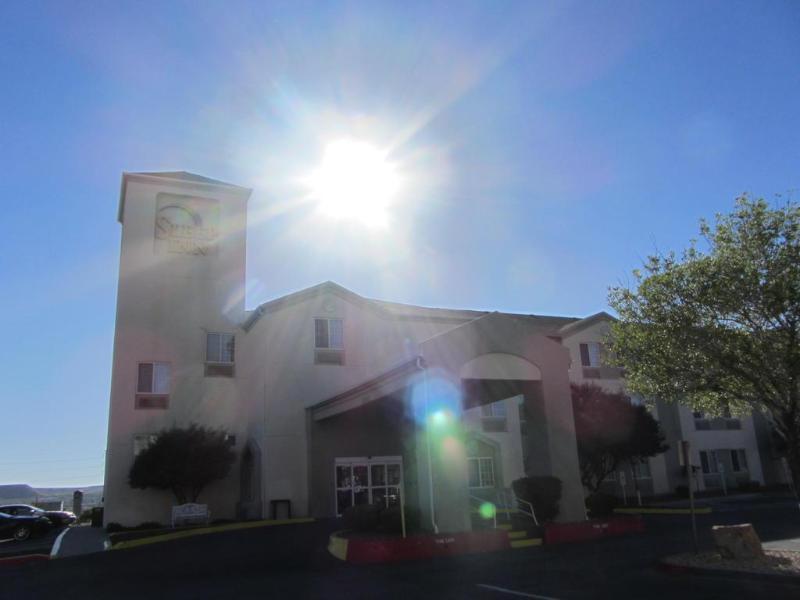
585,492 -> 618,518
512,476 -> 562,523
106,522 -> 124,533
738,480 -> 761,493
135,521 -> 164,530
675,485 -> 689,498
343,504 -> 381,531
377,505 -> 420,533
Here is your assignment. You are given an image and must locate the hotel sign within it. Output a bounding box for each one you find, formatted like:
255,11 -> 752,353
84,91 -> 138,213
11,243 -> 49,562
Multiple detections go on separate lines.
154,193 -> 219,256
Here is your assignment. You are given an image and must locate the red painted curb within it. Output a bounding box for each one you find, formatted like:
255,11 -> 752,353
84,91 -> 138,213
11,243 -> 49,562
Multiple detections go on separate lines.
0,554 -> 50,568
345,530 -> 511,563
544,516 -> 645,545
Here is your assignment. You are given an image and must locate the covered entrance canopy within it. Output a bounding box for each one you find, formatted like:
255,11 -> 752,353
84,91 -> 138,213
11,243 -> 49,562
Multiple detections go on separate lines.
307,313 -> 586,531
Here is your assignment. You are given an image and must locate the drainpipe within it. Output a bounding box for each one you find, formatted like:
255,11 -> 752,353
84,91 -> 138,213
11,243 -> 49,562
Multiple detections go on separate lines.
418,354 -> 439,534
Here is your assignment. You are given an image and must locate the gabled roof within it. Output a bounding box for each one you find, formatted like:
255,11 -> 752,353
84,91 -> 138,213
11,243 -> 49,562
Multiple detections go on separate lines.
242,281 -> 588,333
368,298 -> 489,323
118,171 -> 251,223
557,311 -> 616,337
242,281 -> 393,331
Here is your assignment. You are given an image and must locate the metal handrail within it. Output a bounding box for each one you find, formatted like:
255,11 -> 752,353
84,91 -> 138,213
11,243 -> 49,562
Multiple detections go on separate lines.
469,494 -> 497,529
517,497 -> 539,527
495,488 -> 514,521
511,491 -> 539,526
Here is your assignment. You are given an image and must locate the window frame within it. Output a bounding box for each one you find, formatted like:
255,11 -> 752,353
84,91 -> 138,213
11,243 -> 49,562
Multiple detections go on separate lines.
205,332 -> 235,365
334,456 -> 402,517
468,456 -> 496,489
314,318 -> 344,350
730,449 -> 748,472
135,361 -> 171,409
136,361 -> 171,395
579,342 -> 603,367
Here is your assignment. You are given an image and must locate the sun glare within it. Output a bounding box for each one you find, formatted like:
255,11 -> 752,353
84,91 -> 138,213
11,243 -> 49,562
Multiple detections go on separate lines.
306,139 -> 399,228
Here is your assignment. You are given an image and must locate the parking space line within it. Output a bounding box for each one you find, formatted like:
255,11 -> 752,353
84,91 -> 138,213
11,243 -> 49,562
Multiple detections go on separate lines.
50,528 -> 70,558
477,584 -> 561,599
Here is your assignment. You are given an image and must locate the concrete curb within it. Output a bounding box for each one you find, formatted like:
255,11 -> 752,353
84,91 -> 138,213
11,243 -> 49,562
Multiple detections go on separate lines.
329,529 -> 513,563
112,517 -> 315,550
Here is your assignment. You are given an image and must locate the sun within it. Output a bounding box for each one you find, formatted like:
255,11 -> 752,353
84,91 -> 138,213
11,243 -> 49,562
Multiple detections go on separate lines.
306,139 -> 399,228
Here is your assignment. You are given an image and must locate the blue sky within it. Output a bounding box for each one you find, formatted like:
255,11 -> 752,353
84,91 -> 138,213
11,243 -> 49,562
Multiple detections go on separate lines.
1,1 -> 798,487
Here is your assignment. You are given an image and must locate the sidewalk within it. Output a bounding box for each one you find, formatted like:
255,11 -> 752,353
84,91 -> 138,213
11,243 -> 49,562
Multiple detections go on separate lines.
51,526 -> 110,558
764,537 -> 800,553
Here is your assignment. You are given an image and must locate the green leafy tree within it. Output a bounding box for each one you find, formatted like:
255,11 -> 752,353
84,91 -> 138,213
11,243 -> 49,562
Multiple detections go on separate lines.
572,383 -> 668,492
609,196 -> 800,484
129,425 -> 236,504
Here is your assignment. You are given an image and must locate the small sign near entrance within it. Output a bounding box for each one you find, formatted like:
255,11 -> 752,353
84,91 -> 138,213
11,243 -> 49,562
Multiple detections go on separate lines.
171,503 -> 210,528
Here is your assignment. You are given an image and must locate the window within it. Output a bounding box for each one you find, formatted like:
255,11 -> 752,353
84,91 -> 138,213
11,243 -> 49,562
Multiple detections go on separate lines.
700,450 -> 712,474
579,342 -> 603,367
731,449 -> 748,472
468,457 -> 495,488
315,318 -> 343,349
206,332 -> 234,363
481,401 -> 508,432
481,401 -> 507,418
205,332 -> 235,377
133,434 -> 157,456
136,362 -> 170,409
315,318 -> 344,364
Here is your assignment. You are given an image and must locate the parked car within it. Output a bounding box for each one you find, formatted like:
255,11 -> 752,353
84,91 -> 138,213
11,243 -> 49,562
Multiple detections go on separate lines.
0,504 -> 76,527
0,510 -> 53,542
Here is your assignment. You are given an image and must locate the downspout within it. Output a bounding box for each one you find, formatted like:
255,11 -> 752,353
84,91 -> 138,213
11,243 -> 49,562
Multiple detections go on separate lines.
417,354 -> 439,534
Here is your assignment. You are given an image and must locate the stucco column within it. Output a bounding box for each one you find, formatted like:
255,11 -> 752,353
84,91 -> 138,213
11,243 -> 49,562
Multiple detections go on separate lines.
527,373 -> 586,522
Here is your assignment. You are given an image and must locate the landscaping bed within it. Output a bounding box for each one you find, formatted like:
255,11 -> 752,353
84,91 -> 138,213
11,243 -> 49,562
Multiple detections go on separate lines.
663,549 -> 800,579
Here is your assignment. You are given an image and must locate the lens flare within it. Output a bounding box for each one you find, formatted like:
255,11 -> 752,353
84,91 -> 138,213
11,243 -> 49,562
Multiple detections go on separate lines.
479,502 -> 496,520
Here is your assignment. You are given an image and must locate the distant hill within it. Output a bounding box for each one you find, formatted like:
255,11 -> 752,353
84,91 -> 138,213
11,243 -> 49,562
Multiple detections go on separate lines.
0,484 -> 104,509
0,484 -> 37,500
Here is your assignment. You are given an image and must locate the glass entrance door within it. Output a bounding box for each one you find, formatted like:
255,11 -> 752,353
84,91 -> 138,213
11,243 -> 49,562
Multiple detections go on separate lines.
334,457 -> 403,516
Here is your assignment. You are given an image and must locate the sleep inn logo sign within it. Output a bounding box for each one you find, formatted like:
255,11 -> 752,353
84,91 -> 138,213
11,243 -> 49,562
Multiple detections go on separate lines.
154,193 -> 220,256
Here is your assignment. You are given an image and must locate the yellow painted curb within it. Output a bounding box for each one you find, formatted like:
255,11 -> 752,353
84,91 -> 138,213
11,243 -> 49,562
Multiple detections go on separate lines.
510,537 -> 542,549
614,507 -> 712,515
113,517 -> 315,550
508,530 -> 527,539
327,531 -> 349,561
496,523 -> 513,531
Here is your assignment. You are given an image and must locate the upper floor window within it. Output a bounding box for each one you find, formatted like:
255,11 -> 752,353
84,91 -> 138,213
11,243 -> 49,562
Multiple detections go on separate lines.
579,342 -> 603,367
315,318 -> 344,365
693,410 -> 740,431
205,332 -> 235,377
481,401 -> 508,432
136,362 -> 170,409
315,318 -> 343,349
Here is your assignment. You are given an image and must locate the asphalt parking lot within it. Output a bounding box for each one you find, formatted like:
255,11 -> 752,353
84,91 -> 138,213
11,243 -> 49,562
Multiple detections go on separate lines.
0,527 -> 63,560
2,494 -> 800,599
